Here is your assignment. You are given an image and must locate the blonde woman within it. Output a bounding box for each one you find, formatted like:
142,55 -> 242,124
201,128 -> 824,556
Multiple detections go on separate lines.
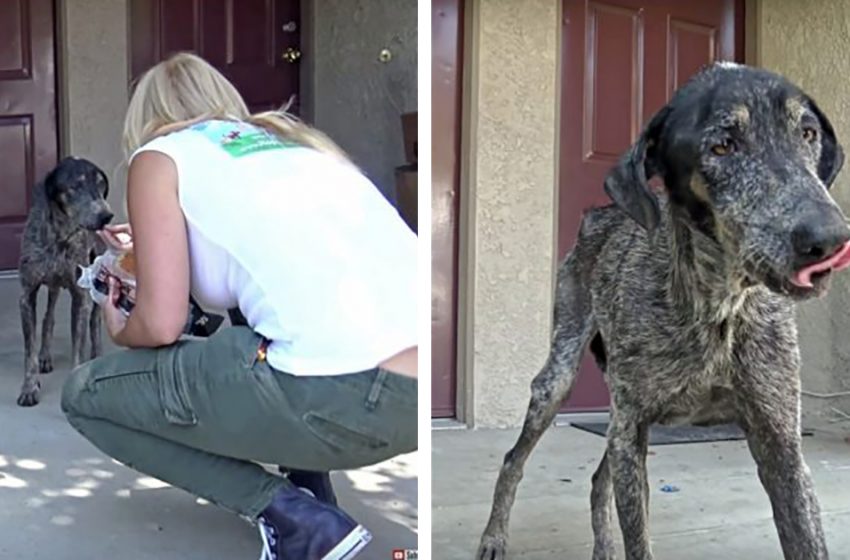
60,52 -> 417,560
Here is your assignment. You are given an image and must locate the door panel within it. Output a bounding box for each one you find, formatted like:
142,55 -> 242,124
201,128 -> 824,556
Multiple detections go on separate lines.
0,0 -> 58,270
559,0 -> 742,412
583,3 -> 643,165
431,0 -> 463,418
130,0 -> 300,113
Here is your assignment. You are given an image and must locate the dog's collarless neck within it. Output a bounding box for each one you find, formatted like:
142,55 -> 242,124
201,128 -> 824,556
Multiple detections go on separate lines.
667,211 -> 749,323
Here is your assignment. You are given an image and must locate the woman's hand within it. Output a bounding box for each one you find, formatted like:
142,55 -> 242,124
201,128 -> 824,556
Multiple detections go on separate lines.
98,223 -> 133,252
102,277 -> 129,341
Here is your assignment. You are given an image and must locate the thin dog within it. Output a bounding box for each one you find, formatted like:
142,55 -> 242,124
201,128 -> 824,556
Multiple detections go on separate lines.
18,157 -> 113,406
478,63 -> 849,560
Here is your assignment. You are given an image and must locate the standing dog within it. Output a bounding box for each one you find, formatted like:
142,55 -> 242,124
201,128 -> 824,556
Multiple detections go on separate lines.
478,63 -> 849,560
17,157 -> 113,406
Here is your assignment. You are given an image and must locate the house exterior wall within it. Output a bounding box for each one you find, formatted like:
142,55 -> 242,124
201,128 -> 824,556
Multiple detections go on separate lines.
57,0 -> 130,220
461,0 -> 560,428
753,0 -> 850,429
304,0 -> 418,202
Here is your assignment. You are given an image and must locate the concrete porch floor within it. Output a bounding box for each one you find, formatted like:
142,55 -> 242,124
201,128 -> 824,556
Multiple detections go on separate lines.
0,278 -> 416,559
433,423 -> 850,559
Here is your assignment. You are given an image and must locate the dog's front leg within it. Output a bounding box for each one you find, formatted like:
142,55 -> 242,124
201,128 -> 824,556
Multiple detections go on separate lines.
608,414 -> 652,560
477,255 -> 595,560
18,287 -> 40,406
70,288 -> 90,367
38,286 -> 59,373
736,373 -> 828,558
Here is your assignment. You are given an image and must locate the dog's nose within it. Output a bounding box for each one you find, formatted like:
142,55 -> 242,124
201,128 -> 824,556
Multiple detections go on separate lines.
791,212 -> 850,269
97,211 -> 114,230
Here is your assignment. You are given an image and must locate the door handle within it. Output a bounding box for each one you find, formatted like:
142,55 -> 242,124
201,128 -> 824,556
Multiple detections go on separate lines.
281,47 -> 302,63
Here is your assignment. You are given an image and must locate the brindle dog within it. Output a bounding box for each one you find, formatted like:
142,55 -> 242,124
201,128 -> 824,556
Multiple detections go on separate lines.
18,157 -> 113,406
478,63 -> 850,559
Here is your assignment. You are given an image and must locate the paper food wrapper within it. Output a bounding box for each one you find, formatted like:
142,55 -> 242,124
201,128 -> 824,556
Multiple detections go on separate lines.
77,249 -> 225,337
77,250 -> 137,316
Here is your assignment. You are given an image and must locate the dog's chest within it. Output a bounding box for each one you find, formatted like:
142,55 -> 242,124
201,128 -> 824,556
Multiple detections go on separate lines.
33,243 -> 89,285
651,323 -> 739,425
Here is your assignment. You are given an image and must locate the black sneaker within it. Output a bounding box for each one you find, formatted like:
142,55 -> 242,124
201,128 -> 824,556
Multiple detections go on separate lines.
278,467 -> 338,507
257,485 -> 371,560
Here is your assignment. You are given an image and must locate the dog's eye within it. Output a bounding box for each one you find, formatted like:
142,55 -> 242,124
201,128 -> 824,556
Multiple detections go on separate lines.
802,127 -> 818,143
711,140 -> 734,156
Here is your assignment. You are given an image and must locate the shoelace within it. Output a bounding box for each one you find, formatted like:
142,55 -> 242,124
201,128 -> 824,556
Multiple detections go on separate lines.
258,517 -> 278,560
257,487 -> 318,560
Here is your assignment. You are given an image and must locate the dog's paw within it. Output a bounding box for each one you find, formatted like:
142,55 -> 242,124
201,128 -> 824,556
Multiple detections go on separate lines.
592,546 -> 618,560
477,534 -> 508,560
39,356 -> 53,374
17,382 -> 41,407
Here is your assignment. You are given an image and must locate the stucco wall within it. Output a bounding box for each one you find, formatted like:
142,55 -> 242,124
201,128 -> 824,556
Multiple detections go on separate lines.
464,0 -> 559,427
57,0 -> 129,220
755,0 -> 850,429
305,0 -> 418,202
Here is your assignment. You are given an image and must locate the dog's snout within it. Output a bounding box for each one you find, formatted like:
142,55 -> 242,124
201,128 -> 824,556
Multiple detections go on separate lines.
97,211 -> 114,230
791,213 -> 850,269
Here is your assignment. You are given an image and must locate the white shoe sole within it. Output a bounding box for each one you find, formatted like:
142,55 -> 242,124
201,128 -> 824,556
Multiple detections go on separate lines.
321,524 -> 372,560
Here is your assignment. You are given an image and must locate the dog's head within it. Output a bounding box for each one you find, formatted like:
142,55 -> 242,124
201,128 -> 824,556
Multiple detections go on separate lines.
44,157 -> 113,232
605,62 -> 849,300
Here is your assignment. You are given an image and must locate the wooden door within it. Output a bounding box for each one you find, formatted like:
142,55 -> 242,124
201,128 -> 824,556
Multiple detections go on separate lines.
431,0 -> 463,418
130,0 -> 301,113
0,0 -> 58,270
559,0 -> 744,411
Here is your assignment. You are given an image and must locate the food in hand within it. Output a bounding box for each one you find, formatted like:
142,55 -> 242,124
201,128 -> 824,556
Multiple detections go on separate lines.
117,251 -> 136,275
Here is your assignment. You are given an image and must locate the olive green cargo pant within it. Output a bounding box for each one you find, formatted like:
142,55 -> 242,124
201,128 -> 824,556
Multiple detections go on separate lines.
61,326 -> 417,518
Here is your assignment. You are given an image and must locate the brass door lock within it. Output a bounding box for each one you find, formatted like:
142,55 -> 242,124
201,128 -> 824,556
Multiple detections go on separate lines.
281,47 -> 302,63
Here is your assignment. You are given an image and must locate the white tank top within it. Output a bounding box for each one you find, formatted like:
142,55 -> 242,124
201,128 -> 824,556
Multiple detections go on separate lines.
130,120 -> 417,376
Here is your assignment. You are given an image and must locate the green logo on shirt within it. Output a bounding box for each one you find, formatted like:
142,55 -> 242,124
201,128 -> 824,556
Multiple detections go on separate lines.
193,120 -> 298,157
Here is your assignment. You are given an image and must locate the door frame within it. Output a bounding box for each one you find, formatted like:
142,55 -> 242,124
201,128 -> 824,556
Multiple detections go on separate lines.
431,0 -> 464,420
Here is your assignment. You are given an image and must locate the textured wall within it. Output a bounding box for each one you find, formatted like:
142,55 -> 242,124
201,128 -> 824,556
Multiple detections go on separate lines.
757,1 -> 850,429
306,0 -> 418,202
57,0 -> 129,220
466,0 -> 559,427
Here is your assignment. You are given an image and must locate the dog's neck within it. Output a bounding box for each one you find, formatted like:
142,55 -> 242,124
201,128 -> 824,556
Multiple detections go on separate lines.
666,207 -> 751,323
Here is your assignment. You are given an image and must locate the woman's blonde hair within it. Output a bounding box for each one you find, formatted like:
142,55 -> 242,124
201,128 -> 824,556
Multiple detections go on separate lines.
123,52 -> 348,161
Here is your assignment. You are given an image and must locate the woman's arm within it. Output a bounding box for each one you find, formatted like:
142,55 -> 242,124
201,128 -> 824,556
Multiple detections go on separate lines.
106,151 -> 190,348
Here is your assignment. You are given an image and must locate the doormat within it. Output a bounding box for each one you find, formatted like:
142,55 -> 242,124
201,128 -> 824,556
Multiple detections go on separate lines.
570,422 -> 814,445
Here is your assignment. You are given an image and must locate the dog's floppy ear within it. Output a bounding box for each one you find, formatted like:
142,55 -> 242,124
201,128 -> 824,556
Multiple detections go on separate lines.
43,166 -> 61,203
96,168 -> 110,198
806,96 -> 844,188
603,106 -> 671,231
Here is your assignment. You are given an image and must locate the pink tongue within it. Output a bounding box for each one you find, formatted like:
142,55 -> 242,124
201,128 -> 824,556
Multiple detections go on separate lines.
792,240 -> 850,288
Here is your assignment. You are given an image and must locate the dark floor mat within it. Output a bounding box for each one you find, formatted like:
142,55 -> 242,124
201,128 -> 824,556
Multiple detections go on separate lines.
570,422 -> 813,445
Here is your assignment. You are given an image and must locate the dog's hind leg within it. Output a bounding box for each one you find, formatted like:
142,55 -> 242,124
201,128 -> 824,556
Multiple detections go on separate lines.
18,287 -> 40,406
70,288 -> 90,367
477,254 -> 595,560
89,303 -> 102,359
591,451 -> 617,559
37,286 -> 59,373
